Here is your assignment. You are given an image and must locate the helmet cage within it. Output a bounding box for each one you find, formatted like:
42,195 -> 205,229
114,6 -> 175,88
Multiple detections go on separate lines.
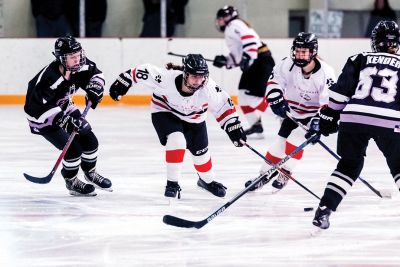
54,36 -> 86,72
371,20 -> 400,53
182,54 -> 209,93
291,32 -> 318,67
216,5 -> 238,32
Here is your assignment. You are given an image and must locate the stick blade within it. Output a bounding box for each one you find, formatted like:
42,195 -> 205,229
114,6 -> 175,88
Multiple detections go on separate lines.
23,173 -> 53,184
163,215 -> 207,229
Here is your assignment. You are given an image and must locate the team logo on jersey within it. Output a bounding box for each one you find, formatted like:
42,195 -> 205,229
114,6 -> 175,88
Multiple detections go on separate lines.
155,75 -> 162,83
326,78 -> 335,88
300,92 -> 311,101
215,86 -> 221,92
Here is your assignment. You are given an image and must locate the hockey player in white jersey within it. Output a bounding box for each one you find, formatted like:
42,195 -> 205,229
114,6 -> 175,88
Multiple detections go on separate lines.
245,32 -> 336,192
109,54 -> 247,199
213,5 -> 275,138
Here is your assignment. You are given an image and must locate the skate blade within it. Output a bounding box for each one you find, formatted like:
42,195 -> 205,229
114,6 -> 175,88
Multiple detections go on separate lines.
85,181 -> 113,192
69,190 -> 97,197
197,185 -> 226,199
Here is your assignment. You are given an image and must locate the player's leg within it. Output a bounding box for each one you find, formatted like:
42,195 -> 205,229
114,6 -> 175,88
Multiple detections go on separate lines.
152,112 -> 186,199
185,121 -> 226,197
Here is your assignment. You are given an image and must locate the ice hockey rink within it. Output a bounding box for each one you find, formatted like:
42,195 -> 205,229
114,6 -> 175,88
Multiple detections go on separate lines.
1,105 -> 399,267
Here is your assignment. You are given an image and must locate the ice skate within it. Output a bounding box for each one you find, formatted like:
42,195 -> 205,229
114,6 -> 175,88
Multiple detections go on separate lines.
65,177 -> 97,196
164,180 -> 181,199
84,171 -> 113,192
244,171 -> 278,191
244,119 -> 264,139
197,178 -> 227,197
312,206 -> 332,230
271,169 -> 290,192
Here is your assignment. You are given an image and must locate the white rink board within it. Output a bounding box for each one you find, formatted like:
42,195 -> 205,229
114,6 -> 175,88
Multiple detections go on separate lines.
0,38 -> 371,95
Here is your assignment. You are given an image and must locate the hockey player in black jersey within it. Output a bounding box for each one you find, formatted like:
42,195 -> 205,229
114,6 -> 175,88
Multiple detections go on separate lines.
24,36 -> 112,196
312,20 -> 400,229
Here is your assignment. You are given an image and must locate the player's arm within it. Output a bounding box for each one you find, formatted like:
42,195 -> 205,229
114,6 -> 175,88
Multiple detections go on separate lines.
208,82 -> 246,147
109,64 -> 156,101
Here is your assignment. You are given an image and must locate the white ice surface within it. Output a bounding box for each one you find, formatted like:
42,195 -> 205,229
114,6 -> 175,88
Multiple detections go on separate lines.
1,105 -> 399,267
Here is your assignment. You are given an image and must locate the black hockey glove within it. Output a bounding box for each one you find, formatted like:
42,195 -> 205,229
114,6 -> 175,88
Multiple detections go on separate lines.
305,117 -> 321,144
55,112 -> 92,135
240,53 -> 251,71
109,71 -> 133,101
86,81 -> 104,109
268,91 -> 289,118
213,55 -> 227,68
318,106 -> 340,136
224,119 -> 247,147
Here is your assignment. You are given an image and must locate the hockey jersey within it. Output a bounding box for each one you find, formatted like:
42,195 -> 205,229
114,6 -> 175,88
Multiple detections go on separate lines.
267,57 -> 336,119
224,19 -> 265,68
128,64 -> 238,128
328,52 -> 400,135
24,58 -> 104,133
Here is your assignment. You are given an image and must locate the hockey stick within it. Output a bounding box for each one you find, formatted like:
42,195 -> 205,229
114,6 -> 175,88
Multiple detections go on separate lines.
167,52 -> 214,63
242,141 -> 321,200
285,112 -> 386,198
162,134 -> 320,229
23,102 -> 92,184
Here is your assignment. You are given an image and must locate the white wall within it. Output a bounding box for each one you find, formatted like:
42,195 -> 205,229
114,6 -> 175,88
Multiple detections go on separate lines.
0,38 -> 371,95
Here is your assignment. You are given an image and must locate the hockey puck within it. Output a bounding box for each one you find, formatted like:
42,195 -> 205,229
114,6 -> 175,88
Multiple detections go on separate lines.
304,207 -> 314,212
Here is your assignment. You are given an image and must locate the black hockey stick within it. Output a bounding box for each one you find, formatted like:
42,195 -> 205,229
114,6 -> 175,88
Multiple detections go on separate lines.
162,134 -> 320,229
286,112 -> 385,198
23,102 -> 92,184
242,141 -> 321,200
167,52 -> 214,63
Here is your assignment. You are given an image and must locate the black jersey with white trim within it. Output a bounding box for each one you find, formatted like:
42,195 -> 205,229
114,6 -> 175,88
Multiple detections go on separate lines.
24,58 -> 104,133
328,52 -> 400,135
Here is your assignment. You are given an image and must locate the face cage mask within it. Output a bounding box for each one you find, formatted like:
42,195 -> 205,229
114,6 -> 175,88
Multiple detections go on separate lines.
183,73 -> 209,93
60,50 -> 86,72
372,41 -> 399,53
291,47 -> 316,67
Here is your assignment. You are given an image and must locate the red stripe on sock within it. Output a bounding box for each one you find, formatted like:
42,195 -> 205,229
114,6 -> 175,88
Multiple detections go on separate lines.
265,152 -> 282,165
285,141 -> 303,160
166,149 -> 185,163
194,158 -> 212,172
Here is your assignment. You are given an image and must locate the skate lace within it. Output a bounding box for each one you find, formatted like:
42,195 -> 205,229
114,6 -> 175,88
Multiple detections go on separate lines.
276,173 -> 289,184
91,172 -> 105,183
73,179 -> 86,190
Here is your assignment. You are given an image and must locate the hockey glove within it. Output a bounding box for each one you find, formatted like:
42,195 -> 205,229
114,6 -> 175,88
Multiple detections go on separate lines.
55,112 -> 92,135
305,117 -> 321,144
268,91 -> 289,118
213,55 -> 227,68
109,71 -> 133,101
318,106 -> 340,136
225,119 -> 247,147
86,81 -> 104,109
240,53 -> 251,71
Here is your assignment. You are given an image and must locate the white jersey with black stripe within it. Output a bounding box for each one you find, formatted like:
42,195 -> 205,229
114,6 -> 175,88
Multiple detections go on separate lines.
128,64 -> 239,127
224,19 -> 263,68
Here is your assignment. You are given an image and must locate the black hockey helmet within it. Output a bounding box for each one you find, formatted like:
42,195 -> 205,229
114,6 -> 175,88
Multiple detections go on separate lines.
216,5 -> 238,32
371,20 -> 400,53
182,54 -> 209,93
53,36 -> 86,72
291,32 -> 318,67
